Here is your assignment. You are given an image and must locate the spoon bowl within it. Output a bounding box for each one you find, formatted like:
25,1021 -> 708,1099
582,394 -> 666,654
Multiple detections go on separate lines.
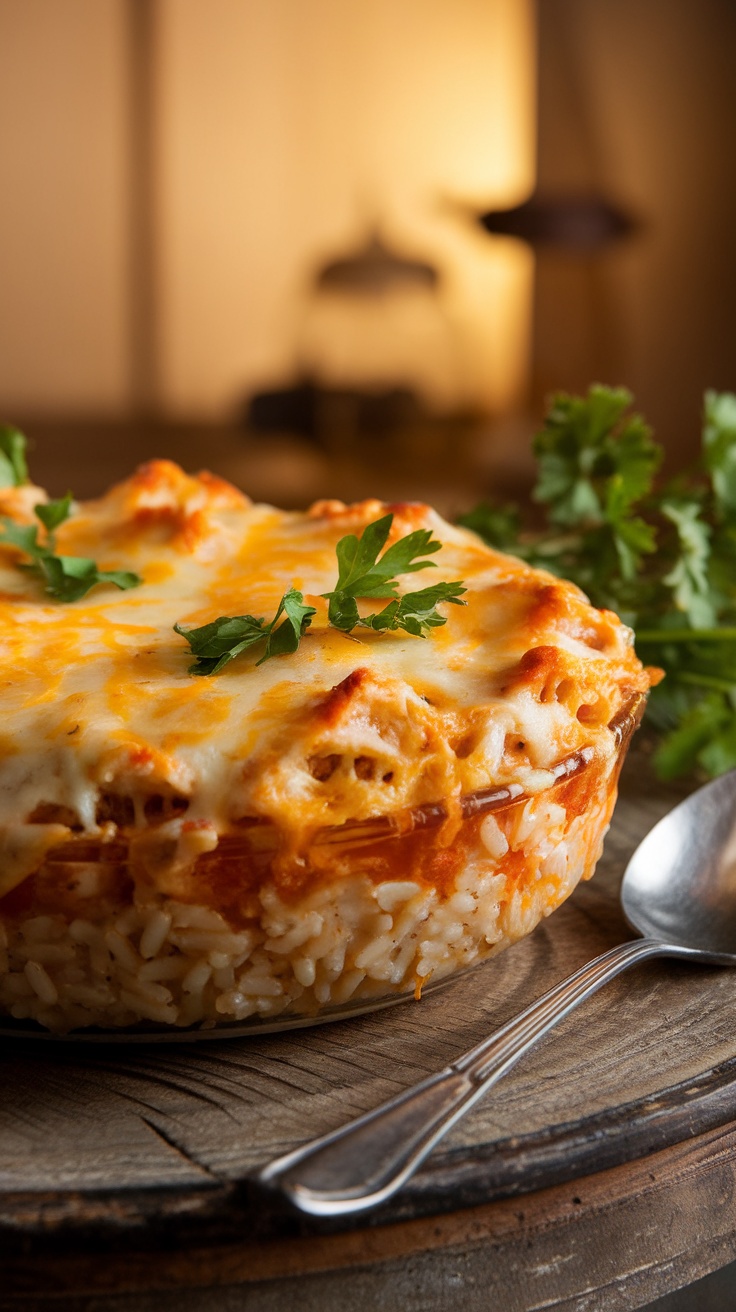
259,767 -> 736,1215
622,769 -> 736,957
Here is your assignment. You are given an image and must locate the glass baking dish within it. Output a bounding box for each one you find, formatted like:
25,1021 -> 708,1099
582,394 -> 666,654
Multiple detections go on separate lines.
0,694 -> 645,1041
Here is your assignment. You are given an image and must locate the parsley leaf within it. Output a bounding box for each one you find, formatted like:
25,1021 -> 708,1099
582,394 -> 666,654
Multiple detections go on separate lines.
323,513 -> 466,635
0,492 -> 141,602
175,587 -> 317,675
532,386 -> 661,595
34,492 -> 73,535
0,423 -> 29,488
533,386 -> 661,528
352,581 -> 467,636
660,499 -> 715,627
330,514 -> 441,600
703,389 -> 736,516
0,427 -> 142,601
456,502 -> 524,553
0,520 -> 41,557
177,516 -> 467,674
34,556 -> 141,604
651,690 -> 736,781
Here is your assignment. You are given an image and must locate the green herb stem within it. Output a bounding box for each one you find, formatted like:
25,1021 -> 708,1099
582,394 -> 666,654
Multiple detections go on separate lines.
671,670 -> 736,694
635,627 -> 736,644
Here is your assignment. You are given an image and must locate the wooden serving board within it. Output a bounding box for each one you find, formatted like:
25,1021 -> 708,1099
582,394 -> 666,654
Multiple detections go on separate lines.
1,749 -> 735,1255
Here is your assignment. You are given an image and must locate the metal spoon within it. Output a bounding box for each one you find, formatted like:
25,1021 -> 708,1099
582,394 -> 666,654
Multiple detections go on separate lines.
258,768 -> 736,1216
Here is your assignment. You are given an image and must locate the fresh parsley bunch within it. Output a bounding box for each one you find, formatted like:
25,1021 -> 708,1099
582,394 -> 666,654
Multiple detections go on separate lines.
177,513 -> 466,674
459,385 -> 736,781
0,427 -> 142,602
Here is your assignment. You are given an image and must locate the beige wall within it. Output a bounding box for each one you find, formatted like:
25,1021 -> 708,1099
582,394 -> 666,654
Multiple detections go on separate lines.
2,0 -> 730,451
533,0 -> 736,460
0,0 -> 131,415
0,0 -> 536,421
152,0 -> 535,418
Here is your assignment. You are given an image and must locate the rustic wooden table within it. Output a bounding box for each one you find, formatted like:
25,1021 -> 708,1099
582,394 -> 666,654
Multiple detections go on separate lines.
2,749 -> 736,1311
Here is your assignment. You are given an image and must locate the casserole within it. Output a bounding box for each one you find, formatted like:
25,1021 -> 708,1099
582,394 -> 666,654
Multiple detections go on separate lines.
0,461 -> 654,1032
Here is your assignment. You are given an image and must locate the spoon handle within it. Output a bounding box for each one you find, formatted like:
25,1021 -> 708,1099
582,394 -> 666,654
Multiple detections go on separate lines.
257,937 -> 664,1216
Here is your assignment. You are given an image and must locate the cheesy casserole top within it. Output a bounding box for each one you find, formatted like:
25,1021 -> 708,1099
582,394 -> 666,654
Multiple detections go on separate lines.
0,461 -> 653,898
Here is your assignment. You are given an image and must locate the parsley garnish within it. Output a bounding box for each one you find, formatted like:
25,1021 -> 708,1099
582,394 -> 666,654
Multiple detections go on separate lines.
176,513 -> 466,672
0,424 -> 29,488
0,441 -> 142,602
459,384 -> 736,781
175,588 -> 317,675
322,513 -> 466,635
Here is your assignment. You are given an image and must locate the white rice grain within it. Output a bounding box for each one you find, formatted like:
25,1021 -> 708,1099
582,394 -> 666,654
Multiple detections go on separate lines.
139,910 -> 172,960
24,960 -> 59,1006
0,764 -> 617,1033
182,961 -> 212,994
375,881 -> 421,912
105,930 -> 141,974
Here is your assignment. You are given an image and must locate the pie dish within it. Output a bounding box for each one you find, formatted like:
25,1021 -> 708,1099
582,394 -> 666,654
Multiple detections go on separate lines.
0,461 -> 655,1033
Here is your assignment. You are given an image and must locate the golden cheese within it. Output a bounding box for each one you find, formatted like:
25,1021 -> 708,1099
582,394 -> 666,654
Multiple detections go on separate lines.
0,460 -> 653,898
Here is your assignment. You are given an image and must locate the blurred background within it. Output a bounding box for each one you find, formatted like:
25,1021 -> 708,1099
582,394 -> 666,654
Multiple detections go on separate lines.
0,0 -> 734,513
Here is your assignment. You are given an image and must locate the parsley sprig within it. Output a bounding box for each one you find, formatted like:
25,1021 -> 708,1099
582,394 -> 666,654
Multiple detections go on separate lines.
459,385 -> 736,781
322,513 -> 466,635
0,440 -> 142,602
175,588 -> 317,675
0,424 -> 29,487
176,513 -> 466,672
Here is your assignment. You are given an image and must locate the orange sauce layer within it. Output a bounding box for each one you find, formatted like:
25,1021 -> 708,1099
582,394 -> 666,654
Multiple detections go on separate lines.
0,752 -> 611,931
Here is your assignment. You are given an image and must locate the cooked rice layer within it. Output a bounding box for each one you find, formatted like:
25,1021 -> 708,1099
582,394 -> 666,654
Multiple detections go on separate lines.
0,784 -> 612,1033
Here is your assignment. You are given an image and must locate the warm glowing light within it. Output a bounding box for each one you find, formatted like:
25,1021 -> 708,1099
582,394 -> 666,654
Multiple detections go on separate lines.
156,0 -> 537,416
0,0 -> 536,419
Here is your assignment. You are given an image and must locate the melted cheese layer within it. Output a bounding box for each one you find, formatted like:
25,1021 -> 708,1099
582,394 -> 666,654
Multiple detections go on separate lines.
0,461 -> 654,895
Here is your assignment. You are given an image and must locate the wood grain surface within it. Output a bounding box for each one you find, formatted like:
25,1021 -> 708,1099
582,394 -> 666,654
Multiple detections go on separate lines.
2,747 -> 735,1248
3,1120 -> 736,1311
